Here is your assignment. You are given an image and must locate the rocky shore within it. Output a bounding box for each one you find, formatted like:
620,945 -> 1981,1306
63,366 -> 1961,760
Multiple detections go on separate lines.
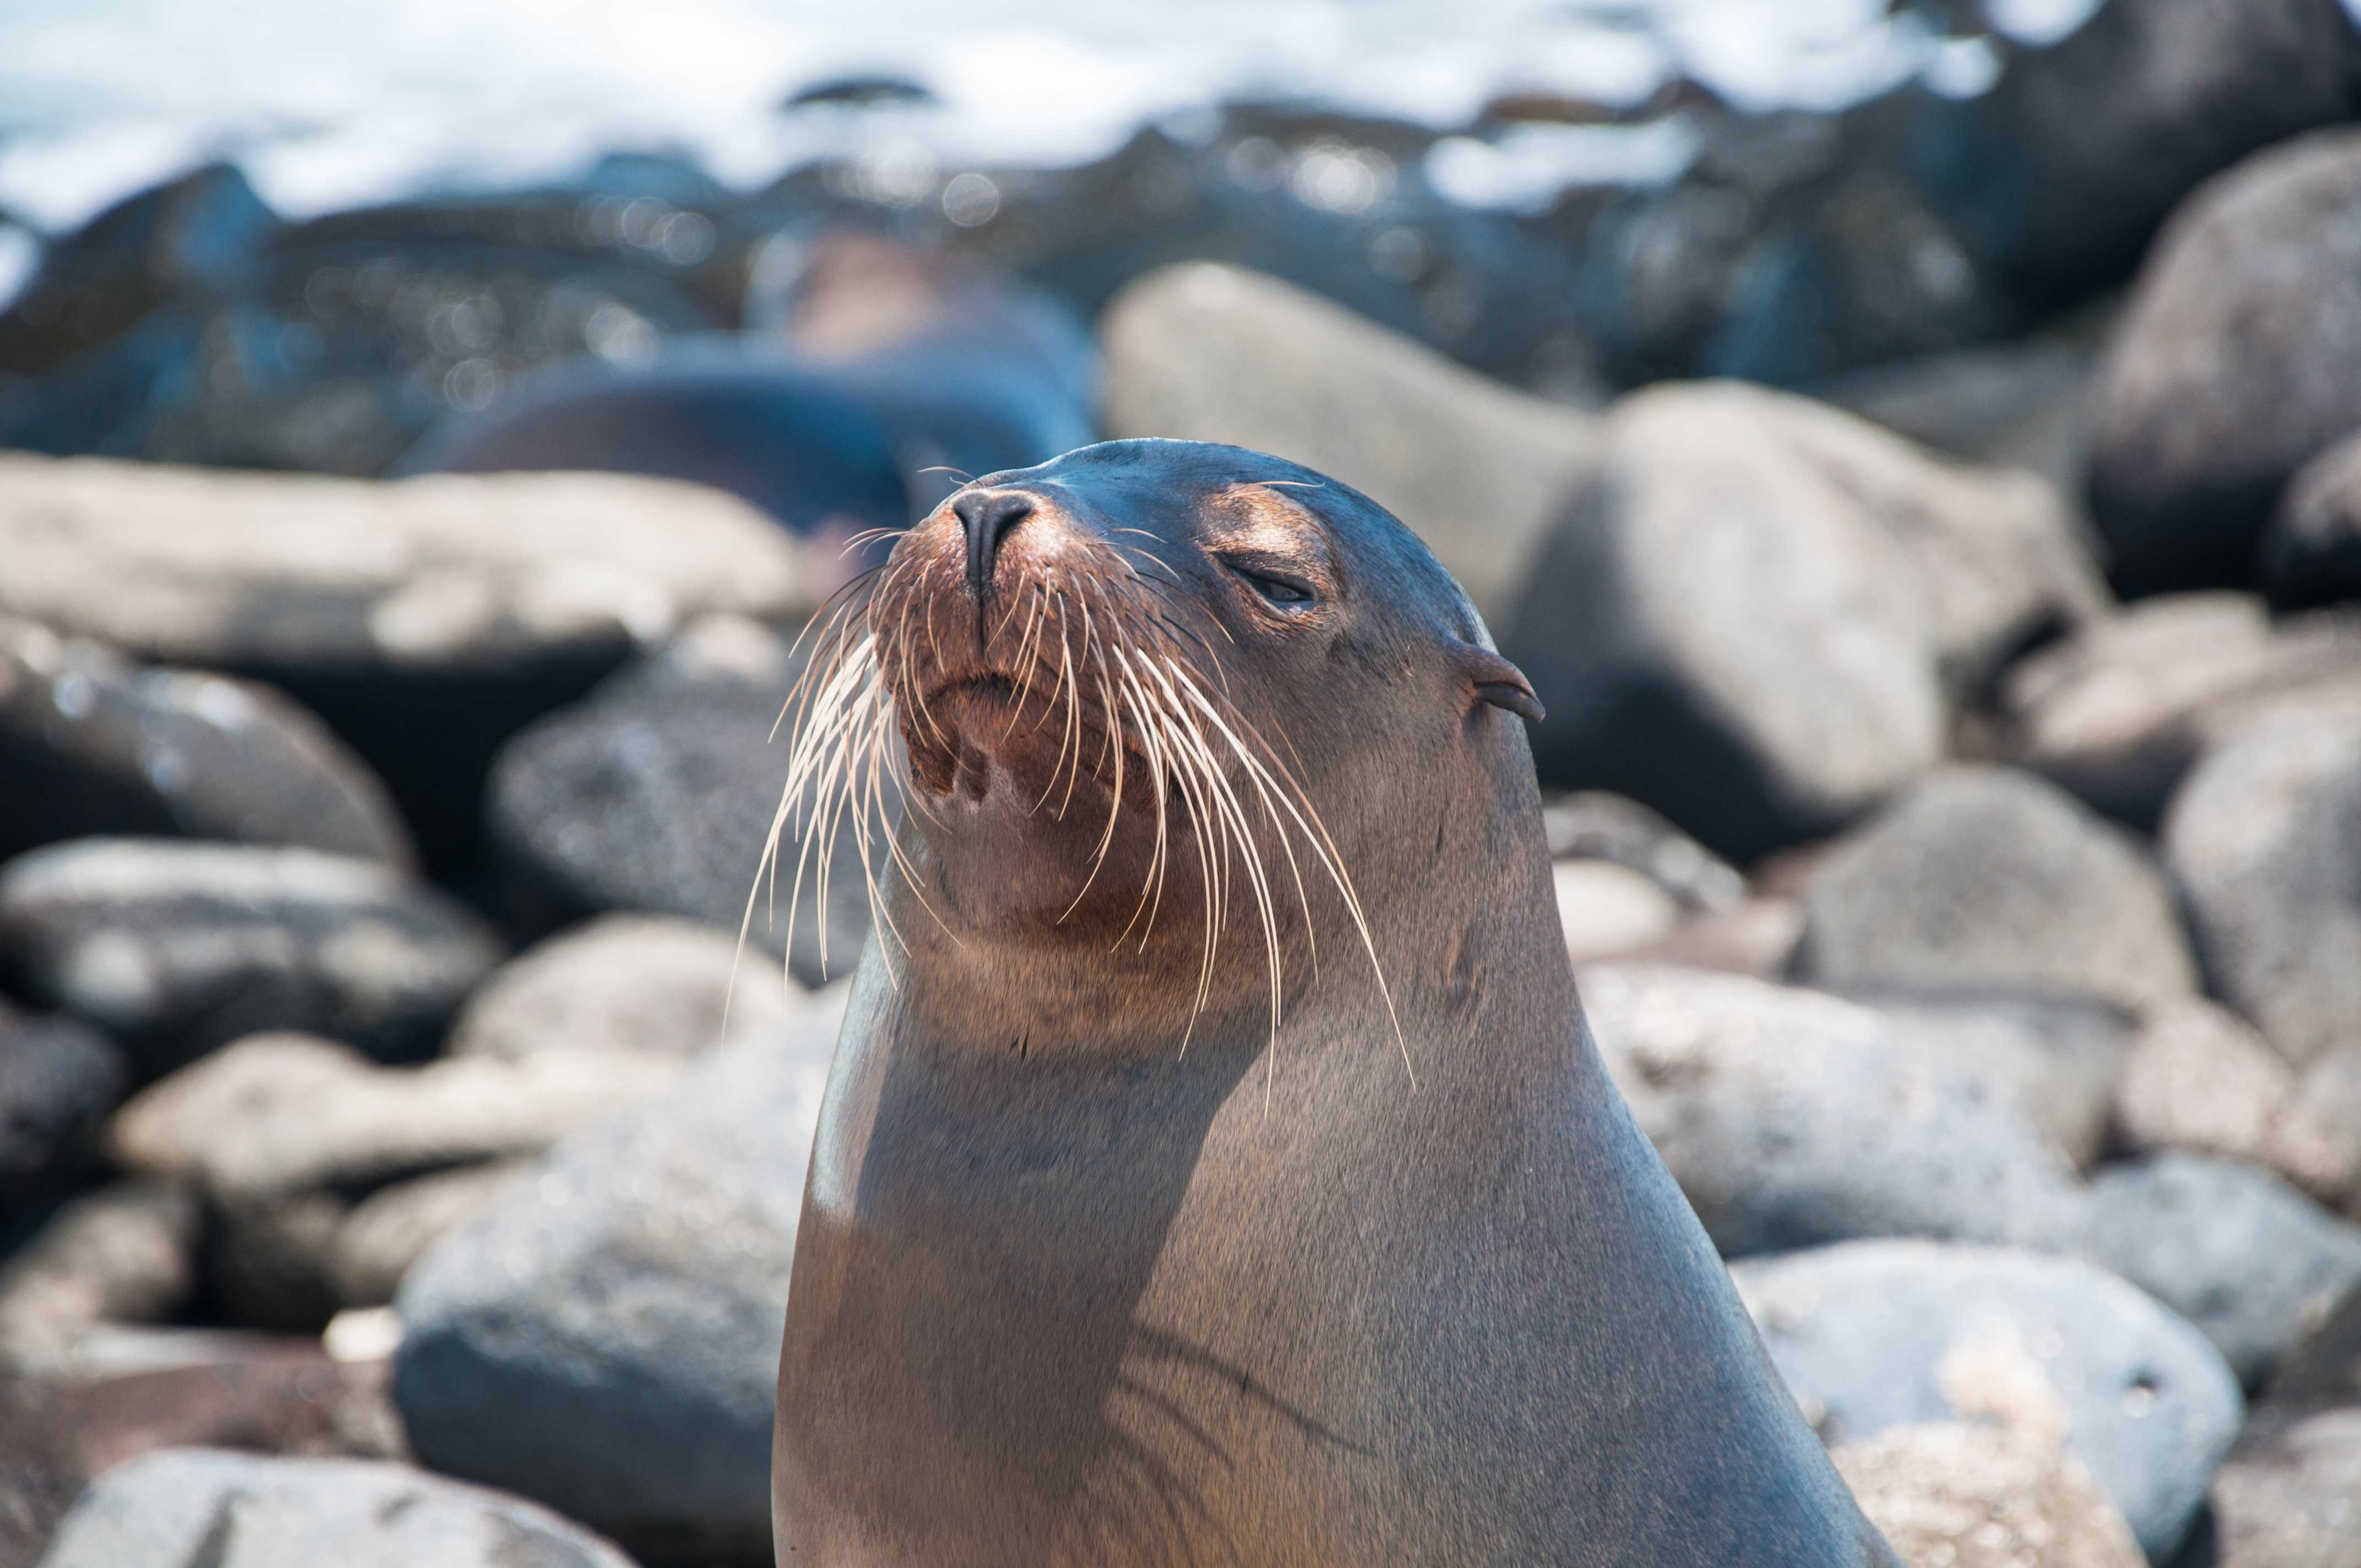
10,2 -> 2361,1565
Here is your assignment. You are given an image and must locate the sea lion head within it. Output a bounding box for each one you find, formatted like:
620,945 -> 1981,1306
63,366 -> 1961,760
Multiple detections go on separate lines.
774,438 -> 1541,1033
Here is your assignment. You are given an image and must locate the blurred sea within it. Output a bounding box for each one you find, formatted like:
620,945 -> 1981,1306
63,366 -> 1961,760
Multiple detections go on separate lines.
0,0 -> 2123,306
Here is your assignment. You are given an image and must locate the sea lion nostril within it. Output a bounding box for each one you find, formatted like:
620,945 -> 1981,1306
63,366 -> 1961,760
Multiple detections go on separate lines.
953,489 -> 1035,591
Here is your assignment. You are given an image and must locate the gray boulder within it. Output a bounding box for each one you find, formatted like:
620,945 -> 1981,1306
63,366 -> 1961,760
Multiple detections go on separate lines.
1792,765 -> 2197,1013
1098,262 -> 1598,631
0,1182 -> 198,1355
0,1004 -> 128,1222
2091,1155 -> 2361,1386
329,1160 -> 532,1309
1505,383 -> 2101,859
36,1448 -> 637,1568
1734,1239 -> 2242,1560
1579,964 -> 2090,1257
2113,1000 -> 2353,1199
0,614 -> 410,867
394,1010 -> 840,1556
2089,127 -> 2361,593
0,840 -> 501,1075
2164,700 -> 2361,1068
2208,1281 -> 2361,1568
2266,426 -> 2361,609
1853,991 -> 2132,1173
1539,791 -> 1745,914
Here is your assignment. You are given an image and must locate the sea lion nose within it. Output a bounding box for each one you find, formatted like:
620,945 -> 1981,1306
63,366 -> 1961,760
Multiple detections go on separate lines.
953,489 -> 1035,593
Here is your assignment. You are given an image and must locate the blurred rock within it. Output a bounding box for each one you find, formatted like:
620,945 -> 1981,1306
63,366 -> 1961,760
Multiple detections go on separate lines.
1734,1239 -> 2242,1560
1579,965 -> 2089,1256
0,1006 -> 128,1223
443,912 -> 799,1062
1834,1423 -> 2145,1568
487,621 -> 874,987
1792,765 -> 2197,1012
0,614 -> 410,868
0,841 -> 501,1075
1853,992 -> 2131,1173
2284,1047 -> 2361,1214
2266,424 -> 2361,610
36,1448 -> 634,1568
2091,1154 -> 2361,1386
1506,383 -> 2102,859
1539,790 -> 1744,913
2165,701 -> 2361,1068
2113,1000 -> 2353,1197
2001,593 -> 2361,829
0,1183 -> 198,1354
2207,1281 -> 2361,1568
2090,127 -> 2361,593
329,1161 -> 531,1310
395,1020 -> 838,1558
1608,896 -> 1806,979
0,454 -> 822,872
1552,861 -> 1680,961
1098,262 -> 1597,629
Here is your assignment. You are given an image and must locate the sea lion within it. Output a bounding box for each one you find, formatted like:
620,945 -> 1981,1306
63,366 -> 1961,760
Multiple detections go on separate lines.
769,439 -> 1897,1565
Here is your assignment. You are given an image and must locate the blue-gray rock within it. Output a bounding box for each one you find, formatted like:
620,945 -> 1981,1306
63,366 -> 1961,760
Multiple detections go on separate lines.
0,840 -> 502,1076
394,1013 -> 838,1556
1579,964 -> 2091,1257
35,1448 -> 638,1568
2209,1280 -> 2361,1568
0,1004 -> 128,1223
2166,698 -> 2361,1070
1733,1239 -> 2242,1560
1792,764 -> 2198,1013
2090,1154 -> 2361,1387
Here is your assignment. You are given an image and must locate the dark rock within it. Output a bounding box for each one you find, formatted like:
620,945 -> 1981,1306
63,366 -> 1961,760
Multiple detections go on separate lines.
0,1007 -> 128,1223
2113,1001 -> 2353,1199
782,73 -> 937,110
0,1184 -> 198,1355
36,1448 -> 635,1568
1505,384 -> 2101,860
395,1026 -> 835,1559
2164,699 -> 2361,1068
2091,1155 -> 2361,1386
1733,1239 -> 2242,1560
1098,261 -> 1598,630
0,614 -> 411,868
2266,425 -> 2361,609
1834,1422 -> 2146,1568
0,841 -> 502,1075
2001,593 -> 2361,830
2090,127 -> 2361,594
0,453 -> 820,874
1579,964 -> 2090,1256
2207,1282 -> 2361,1568
1792,764 -> 2197,1012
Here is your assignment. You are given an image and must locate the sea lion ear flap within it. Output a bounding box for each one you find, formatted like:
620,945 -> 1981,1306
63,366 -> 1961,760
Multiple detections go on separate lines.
1451,640 -> 1545,725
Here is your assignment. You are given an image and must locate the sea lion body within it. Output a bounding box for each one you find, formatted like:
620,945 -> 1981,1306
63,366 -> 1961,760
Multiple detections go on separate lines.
771,440 -> 1896,1566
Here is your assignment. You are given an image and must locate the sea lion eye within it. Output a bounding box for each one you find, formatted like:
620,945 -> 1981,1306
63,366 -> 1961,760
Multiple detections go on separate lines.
1220,556 -> 1314,607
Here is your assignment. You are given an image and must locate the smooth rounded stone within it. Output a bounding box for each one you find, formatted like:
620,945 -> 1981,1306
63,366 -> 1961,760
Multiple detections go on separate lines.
443,912 -> 798,1062
2283,1047 -> 2361,1215
1553,859 -> 1682,962
2208,1282 -> 2361,1568
36,1449 -> 637,1568
1578,964 -> 2091,1257
2164,701 -> 2361,1069
2091,1155 -> 2361,1387
2113,1000 -> 2353,1197
329,1161 -> 532,1310
1539,790 -> 1744,913
2089,127 -> 2361,594
0,1183 -> 198,1355
394,1019 -> 840,1556
0,841 -> 502,1075
1097,262 -> 1598,630
1792,764 -> 2199,1014
2267,427 -> 2361,610
2001,593 -> 2361,829
0,615 -> 410,868
0,1005 -> 128,1222
1733,1239 -> 2243,1560
1834,1423 -> 2145,1568
1505,382 -> 2103,859
1608,896 -> 1807,980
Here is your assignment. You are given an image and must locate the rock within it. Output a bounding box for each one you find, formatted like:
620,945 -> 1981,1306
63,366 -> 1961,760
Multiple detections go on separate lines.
36,1449 -> 635,1568
1608,896 -> 1806,979
0,453 -> 823,871
2283,1047 -> 2361,1214
0,613 -> 411,867
329,1161 -> 531,1310
2001,593 -> 2361,829
1579,964 -> 2090,1256
1552,860 -> 1681,961
2164,701 -> 2361,1068
2091,1155 -> 2361,1386
0,1006 -> 128,1222
2208,1282 -> 2361,1568
395,1021 -> 838,1557
1791,765 -> 2197,1013
1504,383 -> 2103,859
2090,127 -> 2361,594
443,912 -> 800,1061
1539,791 -> 1745,913
487,619 -> 875,987
1734,1239 -> 2243,1560
2113,1000 -> 2353,1197
1098,262 -> 1598,629
1852,992 -> 2132,1173
1834,1423 -> 2145,1568
0,1184 -> 198,1354
0,841 -> 502,1075
2266,427 -> 2361,611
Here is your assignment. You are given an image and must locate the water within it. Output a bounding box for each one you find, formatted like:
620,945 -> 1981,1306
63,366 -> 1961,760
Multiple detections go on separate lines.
0,0 -> 2119,258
